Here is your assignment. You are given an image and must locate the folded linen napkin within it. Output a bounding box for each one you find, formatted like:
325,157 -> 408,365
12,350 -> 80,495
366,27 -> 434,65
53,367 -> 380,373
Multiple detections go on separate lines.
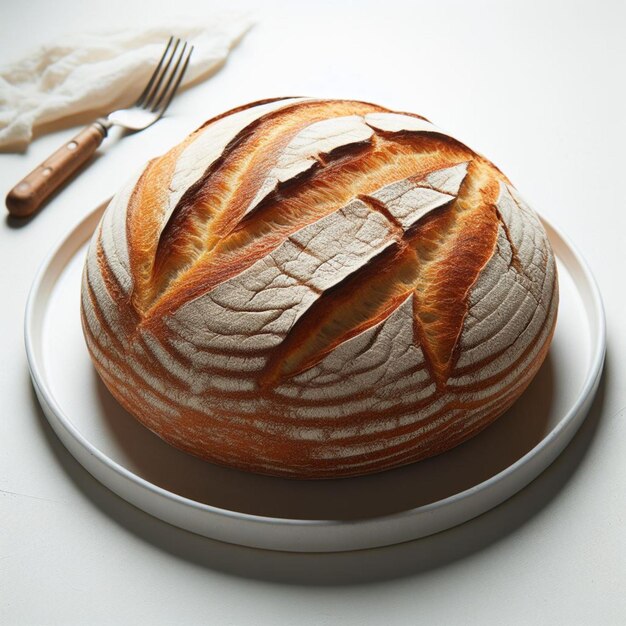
0,16 -> 252,151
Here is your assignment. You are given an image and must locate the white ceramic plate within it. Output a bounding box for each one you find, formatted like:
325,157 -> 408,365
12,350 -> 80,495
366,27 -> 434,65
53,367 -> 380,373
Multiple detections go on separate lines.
25,202 -> 605,552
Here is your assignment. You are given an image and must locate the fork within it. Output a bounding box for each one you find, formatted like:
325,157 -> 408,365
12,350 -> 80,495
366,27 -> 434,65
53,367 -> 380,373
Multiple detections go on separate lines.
6,36 -> 194,218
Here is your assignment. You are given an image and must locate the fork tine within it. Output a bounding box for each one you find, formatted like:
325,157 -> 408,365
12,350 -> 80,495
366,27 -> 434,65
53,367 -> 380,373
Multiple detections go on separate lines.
142,38 -> 180,110
135,36 -> 174,108
151,41 -> 189,112
153,44 -> 194,117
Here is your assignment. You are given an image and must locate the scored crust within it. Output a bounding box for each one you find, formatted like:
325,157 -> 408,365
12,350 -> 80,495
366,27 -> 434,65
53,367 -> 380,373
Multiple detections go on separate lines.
81,98 -> 558,478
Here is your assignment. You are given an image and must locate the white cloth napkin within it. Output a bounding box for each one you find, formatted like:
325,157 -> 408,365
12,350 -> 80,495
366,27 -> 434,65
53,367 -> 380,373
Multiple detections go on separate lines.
0,16 -> 252,151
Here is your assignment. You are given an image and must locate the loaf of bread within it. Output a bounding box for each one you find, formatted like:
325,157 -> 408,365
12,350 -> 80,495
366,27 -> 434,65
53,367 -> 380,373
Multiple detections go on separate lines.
80,97 -> 558,478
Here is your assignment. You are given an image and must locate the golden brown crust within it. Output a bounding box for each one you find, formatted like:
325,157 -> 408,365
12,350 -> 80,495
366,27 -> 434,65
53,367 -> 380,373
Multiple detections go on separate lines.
81,98 -> 559,479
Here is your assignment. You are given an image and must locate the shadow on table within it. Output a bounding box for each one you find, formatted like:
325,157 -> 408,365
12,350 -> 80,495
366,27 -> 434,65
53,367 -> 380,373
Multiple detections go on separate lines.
30,361 -> 607,587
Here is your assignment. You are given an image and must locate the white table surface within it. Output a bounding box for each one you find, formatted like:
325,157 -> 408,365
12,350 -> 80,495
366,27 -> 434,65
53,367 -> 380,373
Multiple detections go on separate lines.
1,1 -> 625,624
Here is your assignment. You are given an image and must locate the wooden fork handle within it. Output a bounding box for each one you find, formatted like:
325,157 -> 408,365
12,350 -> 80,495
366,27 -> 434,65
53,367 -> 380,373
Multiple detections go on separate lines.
6,122 -> 108,218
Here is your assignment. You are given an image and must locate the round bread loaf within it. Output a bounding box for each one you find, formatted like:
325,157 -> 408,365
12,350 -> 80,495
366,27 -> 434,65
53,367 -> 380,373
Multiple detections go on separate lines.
81,97 -> 558,479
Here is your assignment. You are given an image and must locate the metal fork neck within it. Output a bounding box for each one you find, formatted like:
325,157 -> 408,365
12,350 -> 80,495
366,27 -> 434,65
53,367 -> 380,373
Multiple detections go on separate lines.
95,118 -> 112,135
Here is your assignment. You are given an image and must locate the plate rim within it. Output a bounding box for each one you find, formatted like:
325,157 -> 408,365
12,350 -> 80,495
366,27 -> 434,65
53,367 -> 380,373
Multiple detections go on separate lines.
24,202 -> 607,551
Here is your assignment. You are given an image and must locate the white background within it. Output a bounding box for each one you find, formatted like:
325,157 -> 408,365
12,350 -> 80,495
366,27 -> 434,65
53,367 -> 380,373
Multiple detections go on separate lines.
1,1 -> 625,624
